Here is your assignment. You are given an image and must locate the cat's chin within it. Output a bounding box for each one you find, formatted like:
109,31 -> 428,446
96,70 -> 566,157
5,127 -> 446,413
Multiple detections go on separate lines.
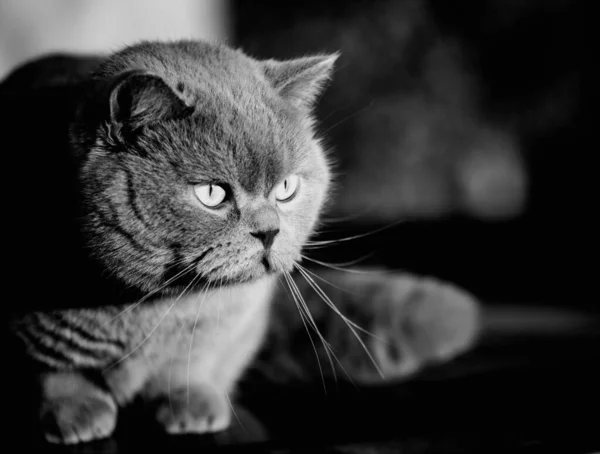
206,256 -> 291,287
222,263 -> 283,285
202,271 -> 277,290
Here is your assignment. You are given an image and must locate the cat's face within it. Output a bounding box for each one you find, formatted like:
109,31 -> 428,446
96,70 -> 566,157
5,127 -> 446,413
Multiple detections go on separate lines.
78,41 -> 337,292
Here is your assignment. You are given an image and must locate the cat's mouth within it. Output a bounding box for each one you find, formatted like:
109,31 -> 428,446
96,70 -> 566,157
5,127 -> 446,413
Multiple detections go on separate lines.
237,250 -> 292,283
261,252 -> 276,273
243,252 -> 280,279
196,250 -> 286,286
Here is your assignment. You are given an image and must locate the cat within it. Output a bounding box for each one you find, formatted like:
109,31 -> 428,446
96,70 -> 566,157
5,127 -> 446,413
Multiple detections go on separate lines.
1,39 -> 480,445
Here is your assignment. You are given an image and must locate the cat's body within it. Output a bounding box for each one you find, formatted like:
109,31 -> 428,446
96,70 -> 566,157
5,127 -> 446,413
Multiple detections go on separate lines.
12,277 -> 275,442
14,277 -> 275,388
2,40 -> 481,445
2,54 -> 138,315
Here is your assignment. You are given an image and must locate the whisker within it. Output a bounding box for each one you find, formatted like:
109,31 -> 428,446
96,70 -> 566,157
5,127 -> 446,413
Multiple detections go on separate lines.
304,217 -> 408,248
168,291 -> 199,422
224,391 -> 244,434
317,204 -> 381,224
293,263 -> 357,296
299,255 -> 383,275
209,277 -> 229,418
187,280 -> 211,409
295,265 -> 385,380
105,266 -> 201,371
104,299 -> 179,371
217,275 -> 227,339
165,262 -> 206,417
294,263 -> 383,341
301,252 -> 376,268
108,260 -> 198,324
280,271 -> 328,392
283,270 -> 354,385
286,272 -> 358,387
167,347 -> 176,423
319,101 -> 374,136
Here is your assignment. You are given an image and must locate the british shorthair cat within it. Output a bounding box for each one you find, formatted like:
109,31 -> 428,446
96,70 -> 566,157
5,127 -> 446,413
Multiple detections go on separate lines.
1,40 -> 479,445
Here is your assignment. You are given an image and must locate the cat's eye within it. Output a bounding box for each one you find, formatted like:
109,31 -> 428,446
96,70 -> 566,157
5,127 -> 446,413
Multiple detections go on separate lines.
194,183 -> 227,208
274,175 -> 300,202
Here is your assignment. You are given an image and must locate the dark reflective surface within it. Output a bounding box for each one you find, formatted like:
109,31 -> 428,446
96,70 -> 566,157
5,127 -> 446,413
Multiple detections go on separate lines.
6,328 -> 599,453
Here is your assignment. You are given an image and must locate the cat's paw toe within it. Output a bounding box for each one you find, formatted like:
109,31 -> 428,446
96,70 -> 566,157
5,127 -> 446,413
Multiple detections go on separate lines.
154,385 -> 230,435
40,393 -> 117,444
370,276 -> 480,380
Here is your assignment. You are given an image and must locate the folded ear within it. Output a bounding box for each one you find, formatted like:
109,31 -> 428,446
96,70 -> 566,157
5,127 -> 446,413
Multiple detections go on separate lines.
105,70 -> 193,135
262,53 -> 339,109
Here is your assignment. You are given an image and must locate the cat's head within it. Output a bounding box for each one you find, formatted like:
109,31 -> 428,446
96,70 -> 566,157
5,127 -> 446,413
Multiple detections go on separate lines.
74,40 -> 338,293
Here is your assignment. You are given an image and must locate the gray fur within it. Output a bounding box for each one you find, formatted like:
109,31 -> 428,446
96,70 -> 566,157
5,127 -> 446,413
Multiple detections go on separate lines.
7,39 -> 480,445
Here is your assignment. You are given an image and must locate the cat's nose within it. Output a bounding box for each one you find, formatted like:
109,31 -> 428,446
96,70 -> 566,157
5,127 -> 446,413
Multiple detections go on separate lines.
251,228 -> 279,250
248,205 -> 280,250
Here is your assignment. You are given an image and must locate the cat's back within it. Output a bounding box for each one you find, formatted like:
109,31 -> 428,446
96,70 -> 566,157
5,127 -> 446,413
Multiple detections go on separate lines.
0,53 -> 103,157
1,54 -> 106,317
1,53 -> 104,167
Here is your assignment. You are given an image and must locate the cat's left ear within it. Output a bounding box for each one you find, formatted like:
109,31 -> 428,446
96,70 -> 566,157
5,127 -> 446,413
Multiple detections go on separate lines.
262,53 -> 340,109
104,70 -> 193,138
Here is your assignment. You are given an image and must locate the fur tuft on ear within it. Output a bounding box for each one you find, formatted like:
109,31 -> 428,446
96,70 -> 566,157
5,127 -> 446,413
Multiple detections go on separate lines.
262,53 -> 340,109
107,70 -> 192,134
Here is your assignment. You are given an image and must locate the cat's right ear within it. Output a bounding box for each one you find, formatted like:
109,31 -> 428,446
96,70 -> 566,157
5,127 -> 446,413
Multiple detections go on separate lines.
262,53 -> 340,110
103,70 -> 193,140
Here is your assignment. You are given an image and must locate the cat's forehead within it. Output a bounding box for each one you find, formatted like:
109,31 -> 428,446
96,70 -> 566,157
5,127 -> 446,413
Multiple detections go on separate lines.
176,89 -> 309,194
123,41 -> 316,191
220,101 -> 305,193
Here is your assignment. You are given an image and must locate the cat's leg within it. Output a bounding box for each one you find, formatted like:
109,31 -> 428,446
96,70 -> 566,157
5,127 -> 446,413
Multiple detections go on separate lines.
270,270 -> 480,384
143,362 -> 231,435
38,371 -> 117,444
360,273 -> 481,381
142,302 -> 270,435
103,354 -> 154,406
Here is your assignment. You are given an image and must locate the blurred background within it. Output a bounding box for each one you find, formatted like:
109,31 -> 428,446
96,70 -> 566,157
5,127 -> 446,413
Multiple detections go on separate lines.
0,0 -> 587,307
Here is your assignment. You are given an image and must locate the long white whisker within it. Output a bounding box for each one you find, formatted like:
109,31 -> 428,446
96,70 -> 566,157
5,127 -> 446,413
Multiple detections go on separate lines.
108,260 -> 197,324
218,275 -> 227,339
304,217 -> 407,248
187,280 -> 211,409
165,264 -> 204,415
299,255 -> 383,275
224,391 -> 244,434
279,272 -> 327,392
295,263 -> 384,341
295,265 -> 385,380
294,263 -> 357,295
169,283 -> 202,422
302,252 -> 377,268
104,298 -> 179,371
319,102 -> 373,136
284,270 -> 353,385
105,266 -> 201,371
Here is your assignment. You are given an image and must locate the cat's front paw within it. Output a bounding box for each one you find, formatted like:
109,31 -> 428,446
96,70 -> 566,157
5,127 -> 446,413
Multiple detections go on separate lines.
154,384 -> 231,435
40,392 -> 117,444
368,276 -> 480,381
